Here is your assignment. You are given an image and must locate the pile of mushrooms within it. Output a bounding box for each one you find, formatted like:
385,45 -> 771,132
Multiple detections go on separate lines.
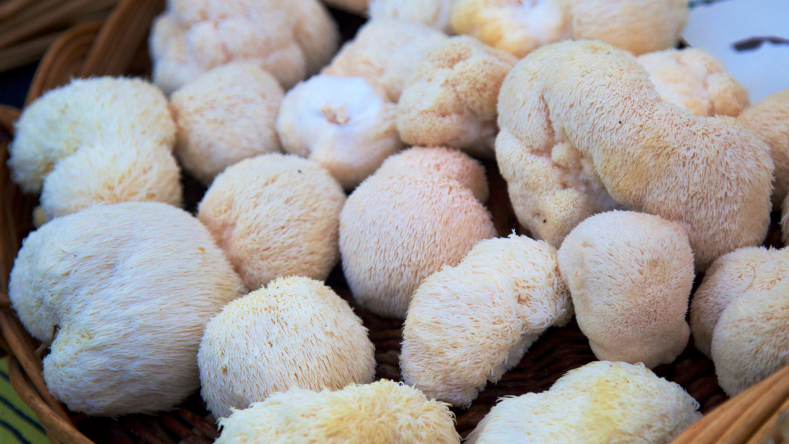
5,0 -> 789,442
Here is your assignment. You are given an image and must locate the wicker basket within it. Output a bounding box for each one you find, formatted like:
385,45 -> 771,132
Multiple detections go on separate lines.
0,0 -> 788,442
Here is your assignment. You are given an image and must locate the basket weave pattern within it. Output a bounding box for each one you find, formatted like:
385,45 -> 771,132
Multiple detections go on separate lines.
0,0 -> 788,442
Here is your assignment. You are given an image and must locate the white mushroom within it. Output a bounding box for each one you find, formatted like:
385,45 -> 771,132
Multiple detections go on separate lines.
8,202 -> 245,415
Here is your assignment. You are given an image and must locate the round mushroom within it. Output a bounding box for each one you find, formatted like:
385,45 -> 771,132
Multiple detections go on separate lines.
739,87 -> 789,204
375,146 -> 489,202
150,0 -> 339,94
198,276 -> 376,420
452,0 -> 688,59
467,361 -> 701,444
8,202 -> 246,415
215,380 -> 460,444
397,36 -> 517,158
197,153 -> 345,290
558,211 -> 693,368
401,234 -> 572,407
369,0 -> 457,33
322,19 -> 447,103
690,247 -> 789,396
340,172 -> 497,318
8,77 -> 182,222
497,40 -> 773,270
638,48 -> 750,118
276,75 -> 401,190
170,62 -> 284,184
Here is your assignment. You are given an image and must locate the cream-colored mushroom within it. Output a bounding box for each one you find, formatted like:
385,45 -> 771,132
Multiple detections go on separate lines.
452,0 -> 688,59
467,361 -> 701,444
8,77 -> 182,222
322,19 -> 447,103
690,247 -> 789,396
369,0 -> 457,33
402,234 -> 572,407
8,202 -> 245,415
170,62 -> 284,184
497,40 -> 772,270
397,36 -> 517,158
340,172 -> 496,318
198,276 -> 376,420
375,146 -> 489,202
558,211 -> 693,368
198,153 -> 345,290
215,381 -> 460,443
276,75 -> 401,190
740,87 -> 789,204
150,0 -> 339,94
638,48 -> 750,117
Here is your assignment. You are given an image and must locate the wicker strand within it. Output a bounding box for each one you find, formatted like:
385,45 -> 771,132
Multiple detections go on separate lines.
746,396 -> 789,444
0,0 -> 34,20
26,22 -> 100,105
8,358 -> 92,443
0,311 -> 70,421
79,0 -> 163,77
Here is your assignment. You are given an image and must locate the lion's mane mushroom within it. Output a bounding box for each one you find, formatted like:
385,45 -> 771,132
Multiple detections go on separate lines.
198,276 -> 376,420
558,211 -> 693,368
369,0 -> 457,33
638,48 -> 750,118
8,202 -> 245,415
467,361 -> 701,444
376,146 -> 489,202
497,40 -> 773,269
170,63 -> 284,184
149,0 -> 338,94
198,153 -> 345,290
340,172 -> 496,318
276,75 -> 401,190
690,247 -> 789,396
8,77 -> 182,222
215,380 -> 460,444
401,234 -> 572,407
452,0 -> 688,59
397,36 -> 517,158
322,19 -> 447,103
740,88 -> 789,204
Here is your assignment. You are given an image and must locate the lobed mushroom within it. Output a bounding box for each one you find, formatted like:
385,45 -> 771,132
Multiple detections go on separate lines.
276,75 -> 401,190
497,40 -> 773,270
558,211 -> 693,368
197,153 -> 345,290
215,380 -> 460,444
8,77 -> 182,223
198,276 -> 376,420
467,361 -> 701,444
170,63 -> 284,185
322,19 -> 447,103
149,0 -> 338,94
401,234 -> 572,407
397,36 -> 517,158
375,146 -> 489,202
369,0 -> 457,33
638,48 -> 750,118
8,202 -> 246,416
340,171 -> 496,318
452,0 -> 688,59
690,247 -> 789,396
739,87 -> 789,204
